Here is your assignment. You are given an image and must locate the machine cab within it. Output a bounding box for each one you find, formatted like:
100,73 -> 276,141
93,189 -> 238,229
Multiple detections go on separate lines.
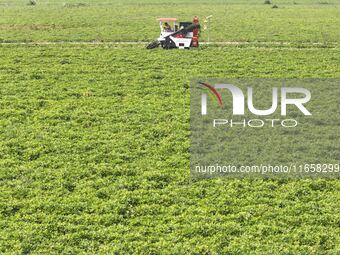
158,18 -> 178,40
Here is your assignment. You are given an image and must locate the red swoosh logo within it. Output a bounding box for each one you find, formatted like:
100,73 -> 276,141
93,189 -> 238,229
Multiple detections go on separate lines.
199,82 -> 223,107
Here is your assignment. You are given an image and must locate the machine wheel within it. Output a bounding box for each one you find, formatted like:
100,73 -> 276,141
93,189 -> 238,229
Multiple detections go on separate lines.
146,40 -> 160,49
162,37 -> 176,49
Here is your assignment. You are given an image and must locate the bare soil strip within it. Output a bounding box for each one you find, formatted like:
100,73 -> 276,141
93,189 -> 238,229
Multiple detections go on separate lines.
0,41 -> 337,47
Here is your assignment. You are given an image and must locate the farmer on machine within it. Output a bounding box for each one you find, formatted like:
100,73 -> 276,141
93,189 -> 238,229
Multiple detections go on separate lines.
163,22 -> 172,32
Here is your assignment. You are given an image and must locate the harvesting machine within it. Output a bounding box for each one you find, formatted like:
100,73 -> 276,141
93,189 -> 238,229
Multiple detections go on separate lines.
146,16 -> 200,49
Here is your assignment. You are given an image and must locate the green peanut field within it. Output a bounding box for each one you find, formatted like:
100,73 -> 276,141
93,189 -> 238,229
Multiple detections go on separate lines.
0,0 -> 339,254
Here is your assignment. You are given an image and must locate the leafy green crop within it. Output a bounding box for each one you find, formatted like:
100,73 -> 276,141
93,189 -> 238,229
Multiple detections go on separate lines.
0,44 -> 339,254
0,0 -> 339,254
0,0 -> 339,43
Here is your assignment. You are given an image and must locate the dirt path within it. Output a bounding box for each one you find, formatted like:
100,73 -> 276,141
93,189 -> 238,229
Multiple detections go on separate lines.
0,41 -> 337,46
0,41 -> 337,50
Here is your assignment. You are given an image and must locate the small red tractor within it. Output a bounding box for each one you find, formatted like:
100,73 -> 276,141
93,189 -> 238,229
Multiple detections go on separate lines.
146,16 -> 200,49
